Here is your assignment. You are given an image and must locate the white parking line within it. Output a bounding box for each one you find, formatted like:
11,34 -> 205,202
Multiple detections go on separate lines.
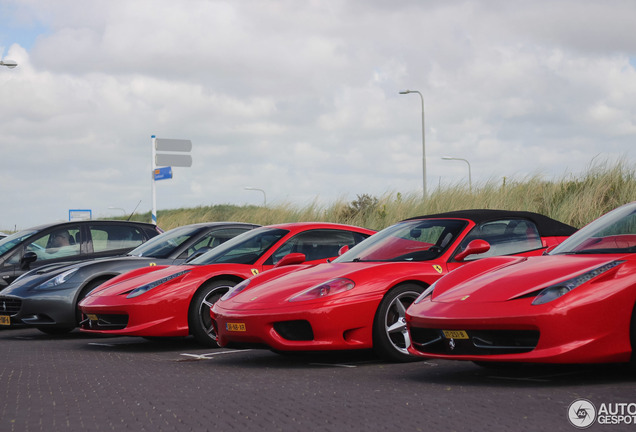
179,349 -> 251,360
88,342 -> 118,347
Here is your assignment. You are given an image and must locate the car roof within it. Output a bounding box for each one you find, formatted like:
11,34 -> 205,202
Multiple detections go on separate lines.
255,222 -> 374,232
403,209 -> 577,237
166,222 -> 261,229
26,220 -> 158,231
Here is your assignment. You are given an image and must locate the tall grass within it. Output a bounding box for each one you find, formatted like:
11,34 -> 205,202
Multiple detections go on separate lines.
127,161 -> 636,231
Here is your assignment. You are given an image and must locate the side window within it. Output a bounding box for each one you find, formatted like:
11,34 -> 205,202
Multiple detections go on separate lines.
36,227 -> 82,260
91,225 -> 145,253
180,228 -> 253,259
458,219 -> 542,260
266,230 -> 370,265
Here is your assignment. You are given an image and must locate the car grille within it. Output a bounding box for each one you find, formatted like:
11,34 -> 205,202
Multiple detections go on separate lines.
0,297 -> 21,316
80,313 -> 128,330
410,328 -> 539,355
273,320 -> 314,341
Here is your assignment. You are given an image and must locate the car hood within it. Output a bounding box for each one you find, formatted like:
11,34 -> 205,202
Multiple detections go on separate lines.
84,262 -> 253,298
4,256 -> 161,293
224,261 -> 419,309
430,254 -> 629,304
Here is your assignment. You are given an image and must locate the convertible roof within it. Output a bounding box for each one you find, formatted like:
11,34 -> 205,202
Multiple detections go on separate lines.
404,209 -> 577,237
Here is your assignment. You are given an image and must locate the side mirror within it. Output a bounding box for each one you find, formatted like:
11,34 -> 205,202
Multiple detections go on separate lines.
20,251 -> 38,270
543,244 -> 558,255
454,239 -> 490,262
338,245 -> 349,256
274,253 -> 306,268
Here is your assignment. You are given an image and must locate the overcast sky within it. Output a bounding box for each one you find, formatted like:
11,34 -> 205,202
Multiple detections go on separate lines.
1,0 -> 635,230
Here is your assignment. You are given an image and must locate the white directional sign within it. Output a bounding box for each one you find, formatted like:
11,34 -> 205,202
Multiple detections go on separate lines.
155,153 -> 192,167
155,138 -> 192,152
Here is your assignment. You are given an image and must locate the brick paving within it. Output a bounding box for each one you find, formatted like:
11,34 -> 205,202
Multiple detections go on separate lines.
0,327 -> 634,431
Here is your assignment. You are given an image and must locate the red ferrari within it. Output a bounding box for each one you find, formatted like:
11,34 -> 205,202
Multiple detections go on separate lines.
211,210 -> 576,362
78,223 -> 374,346
407,202 -> 636,366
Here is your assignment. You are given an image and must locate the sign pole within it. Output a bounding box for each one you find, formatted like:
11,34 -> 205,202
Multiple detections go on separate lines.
151,136 -> 192,226
151,135 -> 157,225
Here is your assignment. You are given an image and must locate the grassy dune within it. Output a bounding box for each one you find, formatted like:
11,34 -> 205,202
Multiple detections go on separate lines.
129,161 -> 636,231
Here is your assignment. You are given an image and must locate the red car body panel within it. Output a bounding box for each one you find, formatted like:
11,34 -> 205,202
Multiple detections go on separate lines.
78,223 -> 375,338
406,203 -> 636,365
212,210 -> 576,359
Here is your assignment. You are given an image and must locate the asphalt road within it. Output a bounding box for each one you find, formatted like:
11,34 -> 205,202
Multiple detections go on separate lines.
1,327 -> 634,432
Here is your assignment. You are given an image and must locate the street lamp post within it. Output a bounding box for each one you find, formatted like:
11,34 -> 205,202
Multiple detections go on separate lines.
0,59 -> 18,69
399,89 -> 426,197
441,156 -> 472,192
244,187 -> 266,206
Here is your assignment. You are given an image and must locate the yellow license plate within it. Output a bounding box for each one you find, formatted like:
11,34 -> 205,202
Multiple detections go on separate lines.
442,330 -> 468,339
0,315 -> 10,326
86,314 -> 98,321
226,322 -> 246,332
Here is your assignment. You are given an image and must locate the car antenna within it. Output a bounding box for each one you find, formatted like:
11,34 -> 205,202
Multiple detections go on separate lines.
127,200 -> 142,221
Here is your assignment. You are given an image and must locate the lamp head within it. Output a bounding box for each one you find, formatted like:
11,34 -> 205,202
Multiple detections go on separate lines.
0,59 -> 18,69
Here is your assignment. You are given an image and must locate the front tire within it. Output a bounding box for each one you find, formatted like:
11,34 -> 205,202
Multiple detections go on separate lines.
189,280 -> 237,347
372,283 -> 424,362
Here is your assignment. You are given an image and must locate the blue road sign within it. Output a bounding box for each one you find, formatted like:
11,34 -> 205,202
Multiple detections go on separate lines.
154,166 -> 173,181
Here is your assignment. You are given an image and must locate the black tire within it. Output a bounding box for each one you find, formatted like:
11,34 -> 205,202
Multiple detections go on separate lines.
372,283 -> 424,362
189,279 -> 237,347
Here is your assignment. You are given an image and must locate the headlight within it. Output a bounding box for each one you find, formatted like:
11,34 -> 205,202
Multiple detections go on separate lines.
414,281 -> 437,304
289,278 -> 354,302
220,279 -> 250,302
38,268 -> 80,290
532,260 -> 623,305
126,270 -> 191,299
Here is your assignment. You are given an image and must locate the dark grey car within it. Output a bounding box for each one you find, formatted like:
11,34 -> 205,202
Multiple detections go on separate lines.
0,220 -> 163,289
0,222 -> 259,333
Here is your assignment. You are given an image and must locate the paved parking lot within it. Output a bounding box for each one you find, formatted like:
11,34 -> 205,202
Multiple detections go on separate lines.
1,327 -> 634,431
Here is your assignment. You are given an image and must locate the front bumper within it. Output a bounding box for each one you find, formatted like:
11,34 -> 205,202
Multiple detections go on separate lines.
406,296 -> 633,364
212,295 -> 381,352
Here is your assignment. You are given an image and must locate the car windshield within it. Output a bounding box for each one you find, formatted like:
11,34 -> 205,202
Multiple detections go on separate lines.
0,229 -> 39,255
551,203 -> 636,255
131,225 -> 206,258
334,219 -> 467,263
188,227 -> 289,265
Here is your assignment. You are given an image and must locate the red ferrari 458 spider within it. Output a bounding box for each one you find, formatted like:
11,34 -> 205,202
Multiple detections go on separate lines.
407,202 -> 636,367
78,223 -> 375,345
211,210 -> 576,362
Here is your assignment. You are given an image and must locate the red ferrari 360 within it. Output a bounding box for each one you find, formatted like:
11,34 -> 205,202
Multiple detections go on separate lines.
211,210 -> 576,362
407,202 -> 636,367
78,222 -> 374,345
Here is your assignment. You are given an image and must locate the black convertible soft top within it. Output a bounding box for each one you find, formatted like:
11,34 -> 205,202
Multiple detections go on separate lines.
404,209 -> 577,237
